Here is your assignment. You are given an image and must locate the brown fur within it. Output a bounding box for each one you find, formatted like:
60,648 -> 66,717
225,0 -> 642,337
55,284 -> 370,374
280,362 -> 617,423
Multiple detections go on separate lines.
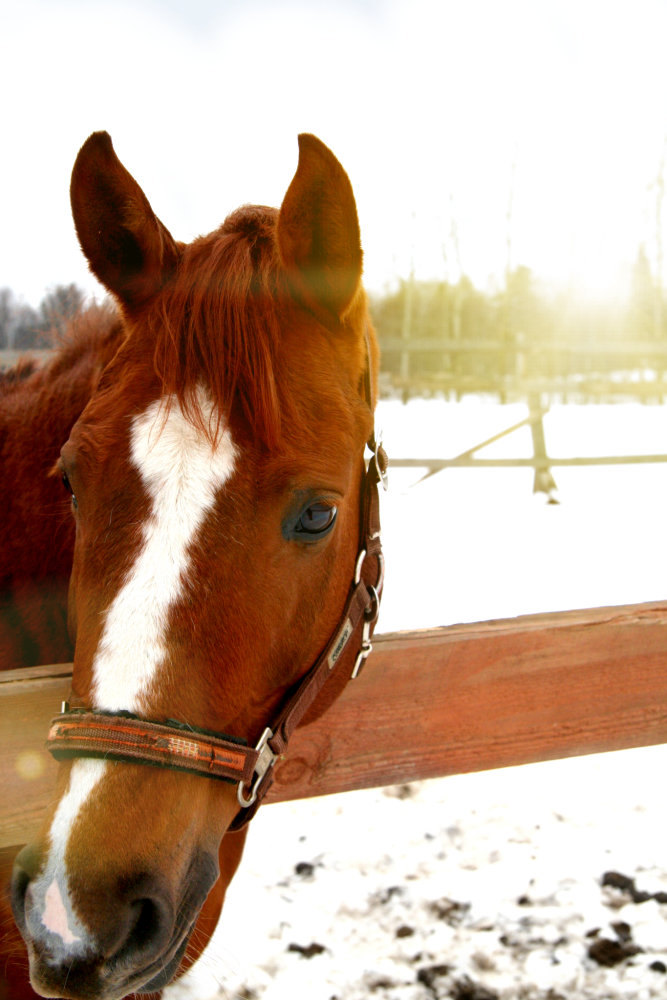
5,132 -> 378,1000
0,305 -> 123,669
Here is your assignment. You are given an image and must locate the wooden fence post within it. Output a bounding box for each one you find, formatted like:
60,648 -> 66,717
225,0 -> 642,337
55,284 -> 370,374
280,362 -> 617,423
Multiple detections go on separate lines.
528,393 -> 557,498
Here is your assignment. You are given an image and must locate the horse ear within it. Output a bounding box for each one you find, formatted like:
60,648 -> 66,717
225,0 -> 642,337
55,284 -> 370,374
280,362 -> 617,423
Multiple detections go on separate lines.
278,134 -> 363,321
70,132 -> 179,310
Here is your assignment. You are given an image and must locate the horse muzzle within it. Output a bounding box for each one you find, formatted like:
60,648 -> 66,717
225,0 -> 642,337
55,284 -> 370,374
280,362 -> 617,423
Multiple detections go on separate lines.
11,842 -> 217,1000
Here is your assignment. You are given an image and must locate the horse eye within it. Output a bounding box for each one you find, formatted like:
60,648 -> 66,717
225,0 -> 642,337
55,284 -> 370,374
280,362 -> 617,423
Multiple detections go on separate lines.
295,502 -> 337,536
61,471 -> 78,510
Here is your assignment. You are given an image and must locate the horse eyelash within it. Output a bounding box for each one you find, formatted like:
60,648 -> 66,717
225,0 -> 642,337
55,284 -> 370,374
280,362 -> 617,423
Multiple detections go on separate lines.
54,459 -> 78,508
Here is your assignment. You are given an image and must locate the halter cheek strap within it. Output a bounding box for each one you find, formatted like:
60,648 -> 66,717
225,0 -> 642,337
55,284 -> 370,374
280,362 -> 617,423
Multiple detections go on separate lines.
45,328 -> 386,830
230,443 -> 385,827
45,438 -> 385,828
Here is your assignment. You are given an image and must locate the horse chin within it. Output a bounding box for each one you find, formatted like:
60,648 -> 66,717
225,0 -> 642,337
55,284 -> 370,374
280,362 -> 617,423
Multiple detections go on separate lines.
133,933 -> 190,993
22,890 -> 200,1000
26,930 -> 191,1000
105,921 -> 194,999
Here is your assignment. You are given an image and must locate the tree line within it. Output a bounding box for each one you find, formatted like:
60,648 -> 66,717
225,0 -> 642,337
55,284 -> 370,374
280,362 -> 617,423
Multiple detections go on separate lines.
0,285 -> 85,350
370,250 -> 666,381
3,248 -> 664,385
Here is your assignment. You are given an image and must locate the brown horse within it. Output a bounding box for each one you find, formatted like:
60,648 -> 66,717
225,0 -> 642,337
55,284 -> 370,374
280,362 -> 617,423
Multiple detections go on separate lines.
1,132 -> 382,999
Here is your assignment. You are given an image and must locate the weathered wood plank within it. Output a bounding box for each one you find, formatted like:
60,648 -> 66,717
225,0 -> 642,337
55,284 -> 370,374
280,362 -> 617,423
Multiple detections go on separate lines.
2,602 -> 667,847
0,665 -> 72,847
268,602 -> 667,801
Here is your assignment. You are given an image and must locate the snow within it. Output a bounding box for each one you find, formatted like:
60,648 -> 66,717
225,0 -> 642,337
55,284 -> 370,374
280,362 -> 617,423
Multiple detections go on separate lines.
165,399 -> 667,1000
378,398 -> 667,629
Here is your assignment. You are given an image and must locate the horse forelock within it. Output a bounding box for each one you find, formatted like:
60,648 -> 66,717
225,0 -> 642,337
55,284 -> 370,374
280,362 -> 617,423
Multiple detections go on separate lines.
149,205 -> 289,451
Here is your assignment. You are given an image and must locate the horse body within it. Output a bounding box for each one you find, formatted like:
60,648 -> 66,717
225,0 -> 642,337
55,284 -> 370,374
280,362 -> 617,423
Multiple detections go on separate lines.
4,132 -> 379,1000
0,307 -> 122,669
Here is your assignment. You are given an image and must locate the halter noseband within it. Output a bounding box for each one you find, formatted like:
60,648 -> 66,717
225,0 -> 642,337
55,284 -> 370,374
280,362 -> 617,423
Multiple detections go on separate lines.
45,333 -> 386,830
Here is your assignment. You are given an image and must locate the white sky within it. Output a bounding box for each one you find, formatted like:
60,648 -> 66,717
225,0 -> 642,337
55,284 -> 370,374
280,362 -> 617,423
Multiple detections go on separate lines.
3,0 -> 667,306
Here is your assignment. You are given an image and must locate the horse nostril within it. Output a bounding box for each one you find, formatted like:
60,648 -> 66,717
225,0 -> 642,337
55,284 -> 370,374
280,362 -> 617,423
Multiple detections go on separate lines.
10,844 -> 41,929
129,897 -> 165,952
112,877 -> 174,966
10,864 -> 29,927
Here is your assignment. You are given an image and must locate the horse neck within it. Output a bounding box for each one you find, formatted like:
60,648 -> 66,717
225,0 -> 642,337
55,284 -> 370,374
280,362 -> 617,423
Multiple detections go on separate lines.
0,308 -> 123,669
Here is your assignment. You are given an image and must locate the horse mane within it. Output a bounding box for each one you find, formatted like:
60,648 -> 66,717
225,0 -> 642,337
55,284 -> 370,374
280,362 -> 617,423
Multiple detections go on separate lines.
151,205 -> 290,450
0,358 -> 38,392
0,300 -> 123,610
1,302 -> 122,400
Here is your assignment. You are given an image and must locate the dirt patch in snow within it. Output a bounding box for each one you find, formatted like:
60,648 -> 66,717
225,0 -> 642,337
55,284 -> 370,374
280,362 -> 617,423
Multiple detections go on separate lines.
165,745 -> 667,1000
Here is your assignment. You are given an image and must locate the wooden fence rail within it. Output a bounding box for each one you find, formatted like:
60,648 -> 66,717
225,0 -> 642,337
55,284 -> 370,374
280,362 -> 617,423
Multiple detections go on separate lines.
390,454 -> 667,470
386,393 -> 667,494
379,338 -> 667,356
3,600 -> 667,848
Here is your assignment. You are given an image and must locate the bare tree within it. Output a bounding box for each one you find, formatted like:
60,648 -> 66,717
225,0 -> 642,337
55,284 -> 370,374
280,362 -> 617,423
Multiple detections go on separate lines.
38,283 -> 85,337
12,303 -> 42,350
0,288 -> 14,349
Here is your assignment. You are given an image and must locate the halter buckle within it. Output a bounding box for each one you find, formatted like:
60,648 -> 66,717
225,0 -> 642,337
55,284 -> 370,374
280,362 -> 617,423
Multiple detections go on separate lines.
237,727 -> 278,809
351,584 -> 381,680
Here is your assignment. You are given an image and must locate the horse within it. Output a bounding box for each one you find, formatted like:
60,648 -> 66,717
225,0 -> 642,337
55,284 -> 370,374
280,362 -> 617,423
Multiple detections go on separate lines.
1,131 -> 383,1000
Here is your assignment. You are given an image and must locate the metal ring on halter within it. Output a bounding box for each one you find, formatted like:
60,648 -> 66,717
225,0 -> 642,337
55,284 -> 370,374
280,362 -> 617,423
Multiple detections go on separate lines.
365,584 -> 380,626
237,727 -> 278,809
354,548 -> 385,595
373,551 -> 385,594
351,623 -> 373,679
350,585 -> 381,680
374,438 -> 389,492
354,549 -> 367,586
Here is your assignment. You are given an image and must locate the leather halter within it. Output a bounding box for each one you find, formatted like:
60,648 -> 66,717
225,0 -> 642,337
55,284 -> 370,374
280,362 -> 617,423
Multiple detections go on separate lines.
46,330 -> 386,830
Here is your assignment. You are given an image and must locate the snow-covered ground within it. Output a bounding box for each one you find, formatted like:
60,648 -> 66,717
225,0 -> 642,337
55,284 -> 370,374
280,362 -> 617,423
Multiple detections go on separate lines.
379,398 -> 667,629
166,399 -> 667,1000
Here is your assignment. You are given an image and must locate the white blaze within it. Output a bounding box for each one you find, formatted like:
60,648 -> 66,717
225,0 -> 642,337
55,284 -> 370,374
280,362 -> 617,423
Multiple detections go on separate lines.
92,390 -> 236,712
29,759 -> 105,953
34,391 -> 235,950
43,879 -> 80,944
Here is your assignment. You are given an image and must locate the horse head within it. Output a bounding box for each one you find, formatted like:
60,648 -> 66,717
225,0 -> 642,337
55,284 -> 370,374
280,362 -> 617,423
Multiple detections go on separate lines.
11,132 -> 381,999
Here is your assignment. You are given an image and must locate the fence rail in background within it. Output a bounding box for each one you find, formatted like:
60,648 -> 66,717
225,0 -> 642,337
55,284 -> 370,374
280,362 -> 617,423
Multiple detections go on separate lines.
379,336 -> 667,405
391,455 -> 667,470
387,374 -> 667,402
3,601 -> 667,848
380,337 -> 667,356
385,387 -> 667,493
0,349 -> 54,369
3,348 -> 666,492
